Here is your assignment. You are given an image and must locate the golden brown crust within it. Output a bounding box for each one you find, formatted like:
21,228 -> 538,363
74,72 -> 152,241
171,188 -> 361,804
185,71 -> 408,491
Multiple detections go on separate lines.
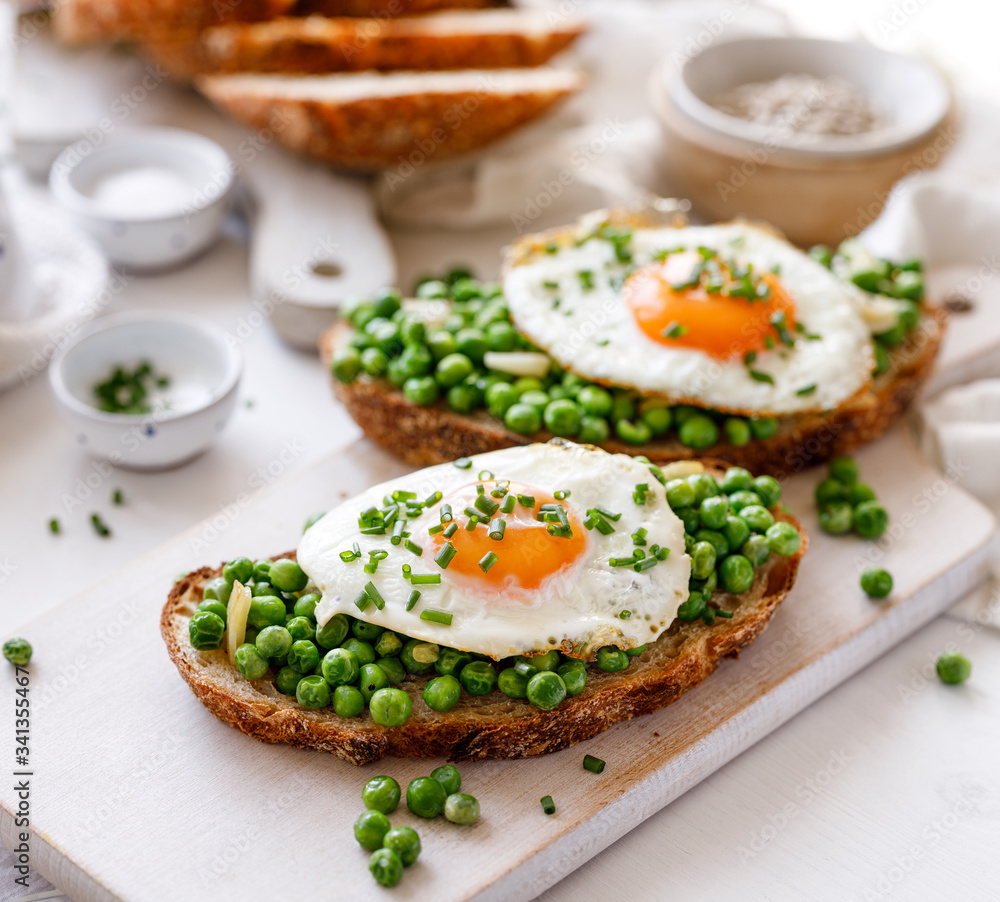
321,304 -> 945,477
197,69 -> 582,171
162,505 -> 806,765
143,15 -> 584,79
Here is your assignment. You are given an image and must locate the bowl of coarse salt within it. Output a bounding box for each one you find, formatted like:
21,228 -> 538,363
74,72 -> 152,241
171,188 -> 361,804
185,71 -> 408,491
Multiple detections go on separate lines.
649,37 -> 954,246
49,126 -> 234,270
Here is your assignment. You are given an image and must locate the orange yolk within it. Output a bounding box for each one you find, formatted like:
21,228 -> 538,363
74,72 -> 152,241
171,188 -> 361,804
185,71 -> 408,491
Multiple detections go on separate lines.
429,481 -> 587,593
624,251 -> 797,361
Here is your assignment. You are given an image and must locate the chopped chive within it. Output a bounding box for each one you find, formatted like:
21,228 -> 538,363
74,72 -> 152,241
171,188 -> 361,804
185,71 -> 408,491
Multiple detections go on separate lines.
475,494 -> 499,516
584,513 -> 615,535
655,546 -> 670,561
633,483 -> 649,505
632,527 -> 648,545
440,504 -> 453,523
404,539 -> 423,556
48,518 -> 60,534
490,485 -> 508,499
364,580 -> 385,610
410,573 -> 442,586
90,513 -> 111,538
713,607 -> 734,619
392,490 -> 416,502
541,796 -> 556,816
434,542 -> 457,569
402,564 -> 412,579
661,321 -> 688,340
748,369 -> 775,384
359,526 -> 387,535
465,515 -> 481,532
609,556 -> 638,567
339,549 -> 359,562
391,518 -> 407,545
352,542 -> 361,557
619,610 -> 632,620
420,610 -> 453,626
424,491 -> 442,507
594,506 -> 621,521
554,489 -> 570,500
743,350 -> 757,366
406,590 -> 421,611
112,489 -> 124,505
547,524 -> 573,539
444,522 -> 458,538
583,755 -> 605,774
476,484 -> 485,496
479,551 -> 499,573
578,270 -> 595,291
489,519 -> 506,541
478,470 -> 494,481
796,384 -> 817,396
500,493 -> 516,514
427,524 -> 444,536
633,557 -> 659,572
453,457 -> 473,469
464,506 -> 480,519
517,494 -> 536,508
354,589 -> 370,612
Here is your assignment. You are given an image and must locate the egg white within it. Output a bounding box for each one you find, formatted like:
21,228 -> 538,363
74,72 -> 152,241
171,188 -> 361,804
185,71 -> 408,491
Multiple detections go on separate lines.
298,442 -> 689,660
503,221 -> 877,416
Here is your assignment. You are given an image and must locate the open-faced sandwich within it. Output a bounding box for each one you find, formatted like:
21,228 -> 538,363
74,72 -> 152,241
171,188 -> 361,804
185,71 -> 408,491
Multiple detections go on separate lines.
325,208 -> 945,476
163,441 -> 806,764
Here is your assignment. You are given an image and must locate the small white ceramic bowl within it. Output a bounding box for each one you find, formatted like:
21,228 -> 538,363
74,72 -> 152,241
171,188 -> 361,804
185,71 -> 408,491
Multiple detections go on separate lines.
49,127 -> 234,271
49,311 -> 242,470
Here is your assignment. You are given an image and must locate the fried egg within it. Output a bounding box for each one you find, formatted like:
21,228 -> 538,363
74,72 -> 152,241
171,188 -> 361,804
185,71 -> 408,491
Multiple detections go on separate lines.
503,220 -> 881,416
298,441 -> 689,660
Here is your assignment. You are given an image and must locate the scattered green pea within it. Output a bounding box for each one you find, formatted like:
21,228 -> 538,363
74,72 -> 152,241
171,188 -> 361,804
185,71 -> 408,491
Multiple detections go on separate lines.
355,809 -> 392,851
936,653 -> 971,685
407,776 -> 447,818
2,638 -> 32,666
861,567 -> 893,598
444,793 -> 480,825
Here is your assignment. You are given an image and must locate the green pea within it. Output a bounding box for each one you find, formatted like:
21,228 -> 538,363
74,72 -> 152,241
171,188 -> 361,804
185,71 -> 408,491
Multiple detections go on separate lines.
288,639 -> 320,674
188,611 -> 225,650
690,541 -> 717,580
435,352 -> 474,388
370,320 -> 400,354
544,399 -> 582,437
486,321 -> 517,351
195,599 -> 228,624
513,376 -> 545,395
316,613 -> 350,649
332,348 -> 362,384
498,667 -> 529,699
444,793 -> 480,825
333,685 -> 364,717
455,327 -> 488,363
700,495 -> 730,530
719,554 -> 754,594
615,418 -> 652,445
626,644 -> 647,658
282,616 -> 313,644
355,809 -> 392,851
815,477 -> 847,506
847,482 -> 877,505
222,556 -> 253,585
666,479 -> 696,510
292,593 -> 320,620
853,501 -> 889,538
679,414 -> 719,449
423,675 -> 461,712
407,776 -> 447,818
383,828 -> 421,871
376,656 -> 405,686
435,648 -> 472,677
339,637 -> 373,666
274,666 -> 302,696
486,382 -> 519,418
828,455 -> 858,484
417,279 -> 450,299
873,342 -> 891,377
640,404 -> 672,437
294,674 -> 330,709
876,323 -> 906,347
247,596 -> 285,630
740,505 -> 775,534
578,415 -> 610,444
595,647 -> 629,674
352,619 -> 384,643
431,764 -> 462,796
373,630 -> 402,658
611,394 -> 636,422
400,639 -> 438,675
448,382 -> 481,413
369,687 -> 412,726
251,559 -> 271,582
861,567 -> 893,598
577,386 -> 614,417
526,670 -> 568,710
427,329 -> 458,361
753,475 -> 782,509
687,473 -> 720,504
677,507 -> 701,535
694,528 -> 729,559
372,287 -> 402,318
557,662 -> 587,695
525,650 -> 561,672
400,318 -> 425,346
460,660 -> 497,696
250,581 -> 275,597
403,375 -> 439,406
677,592 -> 706,622
203,576 -> 233,605
935,653 -> 971,685
819,501 -> 853,535
505,402 -> 542,435
363,775 -> 401,814
235,643 -> 269,681
728,490 -> 761,512
749,417 -> 778,440
244,627 -> 259,646
724,417 -> 751,446
268,559 -> 307,593
519,390 -> 550,412
255,625 -> 292,659
721,514 -> 751,552
358,663 -> 389,704
721,467 -> 754,494
741,534 -> 771,568
766,521 -> 802,556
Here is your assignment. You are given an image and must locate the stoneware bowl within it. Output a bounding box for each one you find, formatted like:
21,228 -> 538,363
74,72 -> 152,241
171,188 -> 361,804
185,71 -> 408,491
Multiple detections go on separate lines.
49,127 -> 234,270
49,311 -> 242,469
650,37 -> 954,246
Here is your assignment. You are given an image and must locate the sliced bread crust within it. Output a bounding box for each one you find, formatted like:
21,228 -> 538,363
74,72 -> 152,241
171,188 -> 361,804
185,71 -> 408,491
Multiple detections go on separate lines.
144,10 -> 585,79
162,507 -> 806,765
198,67 -> 583,170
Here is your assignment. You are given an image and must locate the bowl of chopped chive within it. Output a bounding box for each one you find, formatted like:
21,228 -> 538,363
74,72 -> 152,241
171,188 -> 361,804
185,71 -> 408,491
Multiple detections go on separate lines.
49,310 -> 242,469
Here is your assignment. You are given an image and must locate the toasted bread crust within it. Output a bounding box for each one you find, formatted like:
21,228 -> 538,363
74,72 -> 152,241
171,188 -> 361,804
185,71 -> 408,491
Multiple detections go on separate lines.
162,509 -> 805,765
320,302 -> 945,477
143,15 -> 584,79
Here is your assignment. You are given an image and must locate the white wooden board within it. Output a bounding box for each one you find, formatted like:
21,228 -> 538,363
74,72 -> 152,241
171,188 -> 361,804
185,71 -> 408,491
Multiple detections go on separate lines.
0,427 -> 994,902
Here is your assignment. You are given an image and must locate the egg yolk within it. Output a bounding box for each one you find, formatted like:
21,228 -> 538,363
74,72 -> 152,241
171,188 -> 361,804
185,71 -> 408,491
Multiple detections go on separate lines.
624,251 -> 797,360
429,481 -> 587,593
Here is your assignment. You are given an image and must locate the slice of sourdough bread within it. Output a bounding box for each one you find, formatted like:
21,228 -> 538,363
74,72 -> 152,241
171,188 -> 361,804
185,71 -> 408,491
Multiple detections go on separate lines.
144,10 -> 585,79
162,512 -> 806,765
198,67 -> 583,170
